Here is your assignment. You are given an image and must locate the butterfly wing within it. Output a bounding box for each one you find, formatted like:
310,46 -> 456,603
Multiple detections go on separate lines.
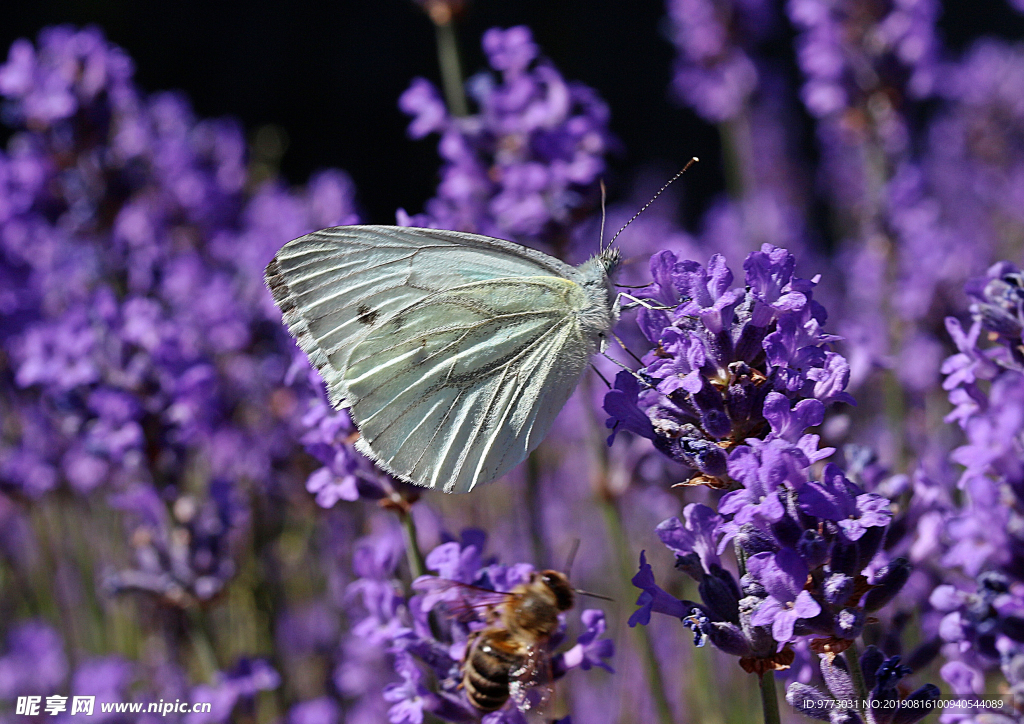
347,276 -> 596,493
265,225 -> 601,492
265,225 -> 577,408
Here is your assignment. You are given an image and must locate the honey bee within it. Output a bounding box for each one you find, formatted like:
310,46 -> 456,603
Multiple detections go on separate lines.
459,569 -> 575,713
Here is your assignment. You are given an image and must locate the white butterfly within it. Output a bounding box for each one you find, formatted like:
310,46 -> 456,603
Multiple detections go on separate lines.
265,225 -> 621,493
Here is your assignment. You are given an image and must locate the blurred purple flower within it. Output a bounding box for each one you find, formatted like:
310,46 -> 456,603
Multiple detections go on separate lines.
397,26 -> 612,242
0,620 -> 67,698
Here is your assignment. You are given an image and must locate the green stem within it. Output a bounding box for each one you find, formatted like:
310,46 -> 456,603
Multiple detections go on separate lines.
524,451 -> 548,566
399,507 -> 427,580
599,498 -> 675,724
758,671 -> 782,724
434,20 -> 468,117
718,110 -> 756,203
846,640 -> 873,724
186,608 -> 221,683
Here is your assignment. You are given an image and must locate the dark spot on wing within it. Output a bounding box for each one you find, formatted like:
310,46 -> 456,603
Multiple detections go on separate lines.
357,304 -> 379,325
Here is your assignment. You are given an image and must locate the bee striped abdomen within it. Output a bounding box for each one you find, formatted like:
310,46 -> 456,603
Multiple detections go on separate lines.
463,630 -> 524,712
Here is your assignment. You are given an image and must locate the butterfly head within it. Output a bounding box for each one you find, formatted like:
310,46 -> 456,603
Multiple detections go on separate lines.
598,246 -> 622,277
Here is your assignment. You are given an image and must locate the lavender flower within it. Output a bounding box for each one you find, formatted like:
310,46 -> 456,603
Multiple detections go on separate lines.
104,481 -> 245,606
397,26 -> 612,243
0,621 -> 67,698
622,246 -> 914,684
606,245 -> 850,485
664,0 -> 764,122
932,264 -> 1024,719
747,549 -> 822,643
0,29 -> 357,512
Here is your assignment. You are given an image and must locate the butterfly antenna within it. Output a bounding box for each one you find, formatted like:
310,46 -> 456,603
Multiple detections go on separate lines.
564,539 -> 581,578
589,362 -> 612,389
611,332 -> 645,366
598,179 -> 608,253
607,157 -> 699,248
600,351 -> 646,383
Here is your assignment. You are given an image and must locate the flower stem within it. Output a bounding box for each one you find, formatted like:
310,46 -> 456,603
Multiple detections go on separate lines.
399,507 -> 428,580
845,639 -> 874,724
525,450 -> 549,566
599,497 -> 675,724
758,671 -> 781,724
434,18 -> 468,117
186,607 -> 221,682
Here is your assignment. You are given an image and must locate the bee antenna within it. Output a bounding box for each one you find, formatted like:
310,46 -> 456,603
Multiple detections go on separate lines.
563,539 -> 581,579
574,588 -> 614,602
607,157 -> 699,249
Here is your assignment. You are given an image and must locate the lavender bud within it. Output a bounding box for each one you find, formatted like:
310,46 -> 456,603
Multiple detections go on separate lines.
679,437 -> 729,477
864,558 -> 910,612
833,608 -> 866,640
734,322 -> 769,363
700,408 -> 733,440
699,565 -> 741,625
890,686 -> 941,724
674,553 -> 704,581
724,382 -> 755,425
739,595 -> 776,658
740,573 -> 767,598
823,573 -> 855,607
855,525 -> 885,570
706,621 -> 753,657
770,512 -> 804,549
798,529 -> 828,568
860,646 -> 884,691
795,610 -> 837,637
998,615 -> 1024,642
829,535 -> 858,576
735,524 -> 778,556
820,653 -> 856,701
785,683 -> 832,721
831,709 -> 865,724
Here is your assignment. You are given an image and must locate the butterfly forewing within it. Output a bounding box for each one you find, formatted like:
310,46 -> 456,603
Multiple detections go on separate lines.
266,226 -> 576,410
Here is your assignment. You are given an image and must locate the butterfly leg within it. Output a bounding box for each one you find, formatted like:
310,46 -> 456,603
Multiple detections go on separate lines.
615,292 -> 673,312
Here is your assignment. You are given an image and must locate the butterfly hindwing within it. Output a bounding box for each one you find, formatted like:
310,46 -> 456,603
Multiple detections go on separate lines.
345,277 -> 594,493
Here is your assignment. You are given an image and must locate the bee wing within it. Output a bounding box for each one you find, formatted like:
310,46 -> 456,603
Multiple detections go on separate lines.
413,578 -> 518,622
508,642 -> 555,714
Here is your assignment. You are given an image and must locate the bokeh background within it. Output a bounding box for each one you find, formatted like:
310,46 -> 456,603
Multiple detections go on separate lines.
3,1 -> 1024,723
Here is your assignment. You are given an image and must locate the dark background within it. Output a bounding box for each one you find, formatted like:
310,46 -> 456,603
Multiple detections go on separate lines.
3,0 -> 1024,226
